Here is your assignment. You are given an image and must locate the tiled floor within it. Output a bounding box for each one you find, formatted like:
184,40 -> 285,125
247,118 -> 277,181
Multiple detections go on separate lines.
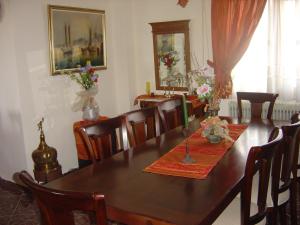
0,177 -> 299,225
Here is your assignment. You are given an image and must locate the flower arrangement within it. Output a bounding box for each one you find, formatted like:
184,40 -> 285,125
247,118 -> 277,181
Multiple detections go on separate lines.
68,61 -> 100,120
195,77 -> 213,102
200,116 -> 233,142
160,51 -> 180,69
187,65 -> 221,112
68,61 -> 99,90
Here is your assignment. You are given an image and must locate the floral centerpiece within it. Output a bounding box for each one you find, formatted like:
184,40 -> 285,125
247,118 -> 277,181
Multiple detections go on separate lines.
68,61 -> 100,121
200,116 -> 233,143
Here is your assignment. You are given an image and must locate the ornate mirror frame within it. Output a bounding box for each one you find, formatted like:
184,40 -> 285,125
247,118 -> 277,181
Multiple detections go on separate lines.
150,20 -> 191,91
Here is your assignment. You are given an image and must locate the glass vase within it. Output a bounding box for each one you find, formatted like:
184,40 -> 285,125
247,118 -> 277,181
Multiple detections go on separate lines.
206,134 -> 223,144
206,107 -> 219,117
206,98 -> 220,117
82,96 -> 99,121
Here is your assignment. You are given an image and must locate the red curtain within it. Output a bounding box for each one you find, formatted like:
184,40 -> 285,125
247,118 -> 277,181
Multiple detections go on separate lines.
209,0 -> 267,98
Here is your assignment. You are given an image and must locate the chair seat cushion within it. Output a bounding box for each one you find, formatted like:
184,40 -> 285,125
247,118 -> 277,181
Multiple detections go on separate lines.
213,197 -> 266,225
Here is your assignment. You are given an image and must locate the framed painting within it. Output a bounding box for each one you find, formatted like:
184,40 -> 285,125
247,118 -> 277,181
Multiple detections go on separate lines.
48,5 -> 107,75
150,20 -> 191,91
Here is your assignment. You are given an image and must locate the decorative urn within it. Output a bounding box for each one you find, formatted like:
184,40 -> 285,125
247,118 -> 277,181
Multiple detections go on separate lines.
32,118 -> 62,183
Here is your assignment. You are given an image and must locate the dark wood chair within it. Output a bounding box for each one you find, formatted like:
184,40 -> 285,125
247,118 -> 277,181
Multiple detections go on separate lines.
214,128 -> 283,225
237,92 -> 279,120
124,106 -> 161,146
157,97 -> 183,132
19,170 -> 107,225
78,115 -> 130,164
288,113 -> 300,225
267,121 -> 300,225
291,113 -> 300,181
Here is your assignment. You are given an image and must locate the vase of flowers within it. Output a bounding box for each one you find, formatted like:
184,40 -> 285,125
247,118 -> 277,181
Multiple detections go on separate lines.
200,116 -> 233,143
68,61 -> 100,121
187,65 -> 220,116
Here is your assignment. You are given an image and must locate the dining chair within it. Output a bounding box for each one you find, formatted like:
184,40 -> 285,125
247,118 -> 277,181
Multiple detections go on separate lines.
238,121 -> 300,225
213,128 -> 283,225
19,170 -> 108,225
291,113 -> 300,181
266,121 -> 300,225
78,115 -> 130,164
124,106 -> 161,146
157,96 -> 183,132
289,112 -> 300,225
237,92 -> 279,120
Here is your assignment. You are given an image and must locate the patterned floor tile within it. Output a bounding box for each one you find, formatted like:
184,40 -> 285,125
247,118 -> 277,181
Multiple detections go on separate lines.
0,215 -> 10,225
8,213 -> 40,225
0,195 -> 20,217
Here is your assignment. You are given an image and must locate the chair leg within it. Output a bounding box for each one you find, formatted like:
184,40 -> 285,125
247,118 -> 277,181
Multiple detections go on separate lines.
290,180 -> 298,225
279,203 -> 287,225
267,207 -> 278,225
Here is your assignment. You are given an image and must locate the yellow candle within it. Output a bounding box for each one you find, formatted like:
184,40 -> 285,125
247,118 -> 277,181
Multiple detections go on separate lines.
146,81 -> 151,95
86,60 -> 91,66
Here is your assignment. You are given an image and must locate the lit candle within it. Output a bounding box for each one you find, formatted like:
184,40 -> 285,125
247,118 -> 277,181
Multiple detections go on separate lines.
182,94 -> 189,128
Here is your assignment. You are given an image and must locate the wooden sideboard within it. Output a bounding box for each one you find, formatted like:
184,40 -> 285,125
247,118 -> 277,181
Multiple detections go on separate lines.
134,94 -> 206,118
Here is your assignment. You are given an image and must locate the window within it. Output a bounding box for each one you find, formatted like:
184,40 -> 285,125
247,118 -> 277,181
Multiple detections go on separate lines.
232,0 -> 300,101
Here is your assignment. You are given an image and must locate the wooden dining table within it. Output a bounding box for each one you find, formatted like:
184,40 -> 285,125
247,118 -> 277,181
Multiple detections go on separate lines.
46,118 -> 287,225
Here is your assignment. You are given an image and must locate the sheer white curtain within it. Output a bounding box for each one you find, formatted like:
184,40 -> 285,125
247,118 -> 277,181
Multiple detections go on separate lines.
232,0 -> 300,102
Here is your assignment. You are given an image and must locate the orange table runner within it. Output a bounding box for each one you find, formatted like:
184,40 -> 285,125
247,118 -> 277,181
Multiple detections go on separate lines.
144,124 -> 247,179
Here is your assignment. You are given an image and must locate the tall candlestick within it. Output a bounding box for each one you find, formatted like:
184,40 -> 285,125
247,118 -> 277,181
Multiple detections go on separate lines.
182,94 -> 188,128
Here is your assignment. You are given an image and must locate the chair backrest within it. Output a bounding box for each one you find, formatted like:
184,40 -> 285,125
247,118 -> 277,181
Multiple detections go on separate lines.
291,112 -> 300,124
124,106 -> 161,146
269,121 -> 300,208
237,92 -> 279,120
78,115 -> 129,164
157,97 -> 183,132
290,112 -> 300,178
19,171 -> 107,225
241,128 -> 283,225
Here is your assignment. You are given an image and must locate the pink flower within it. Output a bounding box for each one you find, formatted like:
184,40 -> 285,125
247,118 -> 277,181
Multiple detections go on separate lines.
196,84 -> 211,95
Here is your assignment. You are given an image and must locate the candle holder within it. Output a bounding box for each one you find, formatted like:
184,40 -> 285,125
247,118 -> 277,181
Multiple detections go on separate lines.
182,127 -> 196,164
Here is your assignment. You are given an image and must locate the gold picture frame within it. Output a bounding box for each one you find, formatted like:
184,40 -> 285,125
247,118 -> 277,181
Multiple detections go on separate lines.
150,20 -> 191,91
48,5 -> 107,75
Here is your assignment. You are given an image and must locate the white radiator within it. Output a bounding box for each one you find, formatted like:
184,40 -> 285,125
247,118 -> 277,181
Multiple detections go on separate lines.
228,100 -> 300,121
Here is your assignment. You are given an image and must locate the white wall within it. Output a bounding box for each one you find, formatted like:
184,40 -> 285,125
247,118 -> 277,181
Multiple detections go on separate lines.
131,0 -> 212,98
0,0 -> 122,180
0,0 -> 212,180
109,0 -> 136,115
0,0 -> 27,180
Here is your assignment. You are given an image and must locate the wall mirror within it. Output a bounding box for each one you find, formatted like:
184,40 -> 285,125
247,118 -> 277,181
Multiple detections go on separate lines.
150,20 -> 191,91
